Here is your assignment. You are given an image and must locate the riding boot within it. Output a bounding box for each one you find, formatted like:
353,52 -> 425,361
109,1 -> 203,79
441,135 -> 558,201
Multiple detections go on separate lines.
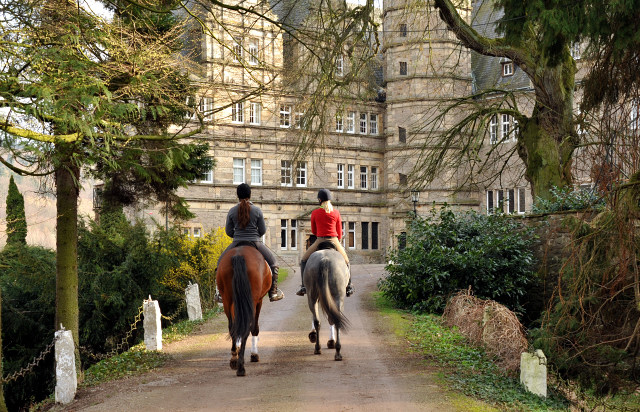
268,266 -> 285,302
213,267 -> 223,303
296,260 -> 307,296
346,263 -> 354,297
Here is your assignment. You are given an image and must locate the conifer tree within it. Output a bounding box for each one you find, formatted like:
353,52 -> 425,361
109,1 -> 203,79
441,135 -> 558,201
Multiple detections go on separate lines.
5,176 -> 26,246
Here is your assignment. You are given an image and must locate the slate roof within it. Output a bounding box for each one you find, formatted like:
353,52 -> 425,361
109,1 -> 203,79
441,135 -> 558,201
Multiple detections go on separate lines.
470,0 -> 531,94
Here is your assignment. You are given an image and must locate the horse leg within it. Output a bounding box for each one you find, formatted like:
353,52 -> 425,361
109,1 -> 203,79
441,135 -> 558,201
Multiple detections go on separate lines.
313,318 -> 321,355
229,319 -> 239,370
237,336 -> 247,376
250,302 -> 262,362
327,324 -> 336,349
334,327 -> 342,361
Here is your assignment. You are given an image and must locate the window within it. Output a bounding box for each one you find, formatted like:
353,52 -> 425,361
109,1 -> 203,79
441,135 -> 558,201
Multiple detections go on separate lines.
335,114 -> 343,132
232,102 -> 244,123
290,220 -> 297,250
360,166 -> 368,189
399,23 -> 407,37
399,126 -> 406,143
199,97 -> 213,120
399,231 -> 406,250
249,102 -> 261,125
399,61 -> 407,75
399,173 -> 407,186
341,221 -> 346,248
346,111 -> 355,133
294,110 -> 305,129
347,164 -> 355,189
497,189 -> 505,212
369,114 -> 378,135
296,161 -> 307,187
232,37 -> 242,62
359,113 -> 367,134
507,189 -> 515,214
233,158 -> 245,184
518,187 -> 526,214
193,227 -> 202,238
279,105 -> 291,128
280,160 -> 292,186
182,227 -> 190,236
337,164 -> 344,188
501,114 -> 511,140
502,61 -> 513,76
251,159 -> 262,186
336,54 -> 344,77
631,101 -> 640,130
486,190 -> 494,214
248,39 -> 259,64
370,167 -> 378,190
280,220 -> 288,249
361,222 -> 369,250
371,222 -> 379,249
200,159 -> 213,183
570,42 -> 581,60
490,115 -> 498,144
348,222 -> 356,249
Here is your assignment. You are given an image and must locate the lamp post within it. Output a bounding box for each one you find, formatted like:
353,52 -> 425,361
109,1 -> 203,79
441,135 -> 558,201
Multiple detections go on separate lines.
410,189 -> 420,217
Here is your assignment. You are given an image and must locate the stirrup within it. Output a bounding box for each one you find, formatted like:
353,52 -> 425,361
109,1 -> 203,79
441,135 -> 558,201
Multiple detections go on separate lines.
269,288 -> 284,302
214,292 -> 223,303
296,286 -> 306,296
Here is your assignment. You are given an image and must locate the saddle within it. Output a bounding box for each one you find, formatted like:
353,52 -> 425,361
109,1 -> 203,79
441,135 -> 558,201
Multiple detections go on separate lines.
316,240 -> 338,251
233,240 -> 259,250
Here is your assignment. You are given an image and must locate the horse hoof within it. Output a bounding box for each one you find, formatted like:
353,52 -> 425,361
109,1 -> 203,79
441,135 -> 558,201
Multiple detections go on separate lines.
327,339 -> 335,349
237,368 -> 246,376
250,354 -> 259,362
335,354 -> 343,361
314,348 -> 321,355
308,331 -> 317,343
230,359 -> 238,370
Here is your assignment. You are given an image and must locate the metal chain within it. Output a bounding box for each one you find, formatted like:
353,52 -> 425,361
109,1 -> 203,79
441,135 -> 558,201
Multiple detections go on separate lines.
1,336 -> 58,384
161,300 -> 186,323
80,304 -> 145,362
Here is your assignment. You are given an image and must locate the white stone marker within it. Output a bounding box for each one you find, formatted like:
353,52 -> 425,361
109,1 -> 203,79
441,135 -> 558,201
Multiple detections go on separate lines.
143,296 -> 162,351
55,326 -> 77,405
185,282 -> 203,321
520,349 -> 547,398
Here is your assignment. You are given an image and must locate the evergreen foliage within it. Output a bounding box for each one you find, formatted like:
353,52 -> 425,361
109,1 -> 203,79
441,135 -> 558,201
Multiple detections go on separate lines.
0,244 -> 56,411
379,207 -> 536,314
5,176 -> 27,245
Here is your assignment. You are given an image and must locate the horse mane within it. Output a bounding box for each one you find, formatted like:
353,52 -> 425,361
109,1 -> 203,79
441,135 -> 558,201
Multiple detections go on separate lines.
317,240 -> 337,251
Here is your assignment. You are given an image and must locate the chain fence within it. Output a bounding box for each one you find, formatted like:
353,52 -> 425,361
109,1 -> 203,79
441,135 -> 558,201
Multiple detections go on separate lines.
0,335 -> 58,384
2,298 -> 188,383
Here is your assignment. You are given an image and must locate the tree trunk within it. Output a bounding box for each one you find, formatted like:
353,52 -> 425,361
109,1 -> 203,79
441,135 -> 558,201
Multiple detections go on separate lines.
54,148 -> 80,358
0,290 -> 7,412
518,60 -> 577,201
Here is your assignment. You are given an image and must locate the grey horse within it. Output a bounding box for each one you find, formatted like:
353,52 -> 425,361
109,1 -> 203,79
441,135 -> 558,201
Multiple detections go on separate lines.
303,246 -> 350,361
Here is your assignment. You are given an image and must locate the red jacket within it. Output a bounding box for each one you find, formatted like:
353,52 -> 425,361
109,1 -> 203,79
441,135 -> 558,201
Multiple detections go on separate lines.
311,208 -> 343,239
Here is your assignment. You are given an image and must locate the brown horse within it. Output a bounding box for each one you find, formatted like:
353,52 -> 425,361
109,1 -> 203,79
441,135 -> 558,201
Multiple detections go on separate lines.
216,244 -> 271,376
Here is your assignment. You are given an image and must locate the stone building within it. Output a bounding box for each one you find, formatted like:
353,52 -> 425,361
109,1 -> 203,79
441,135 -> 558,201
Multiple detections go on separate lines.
122,0 -> 586,267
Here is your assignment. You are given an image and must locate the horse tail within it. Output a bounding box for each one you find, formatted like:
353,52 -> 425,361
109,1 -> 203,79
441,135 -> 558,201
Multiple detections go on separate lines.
229,254 -> 255,342
318,257 -> 349,331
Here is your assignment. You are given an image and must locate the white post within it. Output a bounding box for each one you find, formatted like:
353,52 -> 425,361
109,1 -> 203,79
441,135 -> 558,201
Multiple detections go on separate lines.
185,282 -> 203,321
143,296 -> 162,351
520,349 -> 547,398
54,325 -> 77,405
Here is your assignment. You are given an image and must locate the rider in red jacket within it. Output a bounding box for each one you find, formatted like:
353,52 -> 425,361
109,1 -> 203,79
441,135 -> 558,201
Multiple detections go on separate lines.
296,189 -> 354,297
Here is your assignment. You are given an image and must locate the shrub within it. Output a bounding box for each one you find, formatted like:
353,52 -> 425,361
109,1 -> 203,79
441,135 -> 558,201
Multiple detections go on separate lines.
379,206 -> 536,314
532,185 -> 605,214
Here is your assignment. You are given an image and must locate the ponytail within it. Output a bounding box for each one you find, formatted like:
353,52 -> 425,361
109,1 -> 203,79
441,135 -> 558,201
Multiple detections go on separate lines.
320,200 -> 333,213
238,198 -> 251,228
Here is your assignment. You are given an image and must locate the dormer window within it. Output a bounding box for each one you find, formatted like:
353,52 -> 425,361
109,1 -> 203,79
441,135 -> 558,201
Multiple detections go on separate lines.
502,61 -> 514,77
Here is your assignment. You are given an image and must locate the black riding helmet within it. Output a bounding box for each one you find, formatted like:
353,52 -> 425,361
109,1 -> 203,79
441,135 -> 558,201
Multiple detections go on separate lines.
317,188 -> 332,202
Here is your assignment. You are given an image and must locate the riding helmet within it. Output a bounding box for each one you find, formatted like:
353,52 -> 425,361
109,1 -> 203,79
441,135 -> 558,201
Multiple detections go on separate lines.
317,188 -> 332,202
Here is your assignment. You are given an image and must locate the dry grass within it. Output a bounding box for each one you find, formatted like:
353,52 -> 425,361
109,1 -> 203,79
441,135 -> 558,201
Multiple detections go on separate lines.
443,289 -> 529,372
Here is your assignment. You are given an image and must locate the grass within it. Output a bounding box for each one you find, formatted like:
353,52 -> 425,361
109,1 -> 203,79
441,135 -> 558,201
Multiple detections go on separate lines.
372,292 -> 569,412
